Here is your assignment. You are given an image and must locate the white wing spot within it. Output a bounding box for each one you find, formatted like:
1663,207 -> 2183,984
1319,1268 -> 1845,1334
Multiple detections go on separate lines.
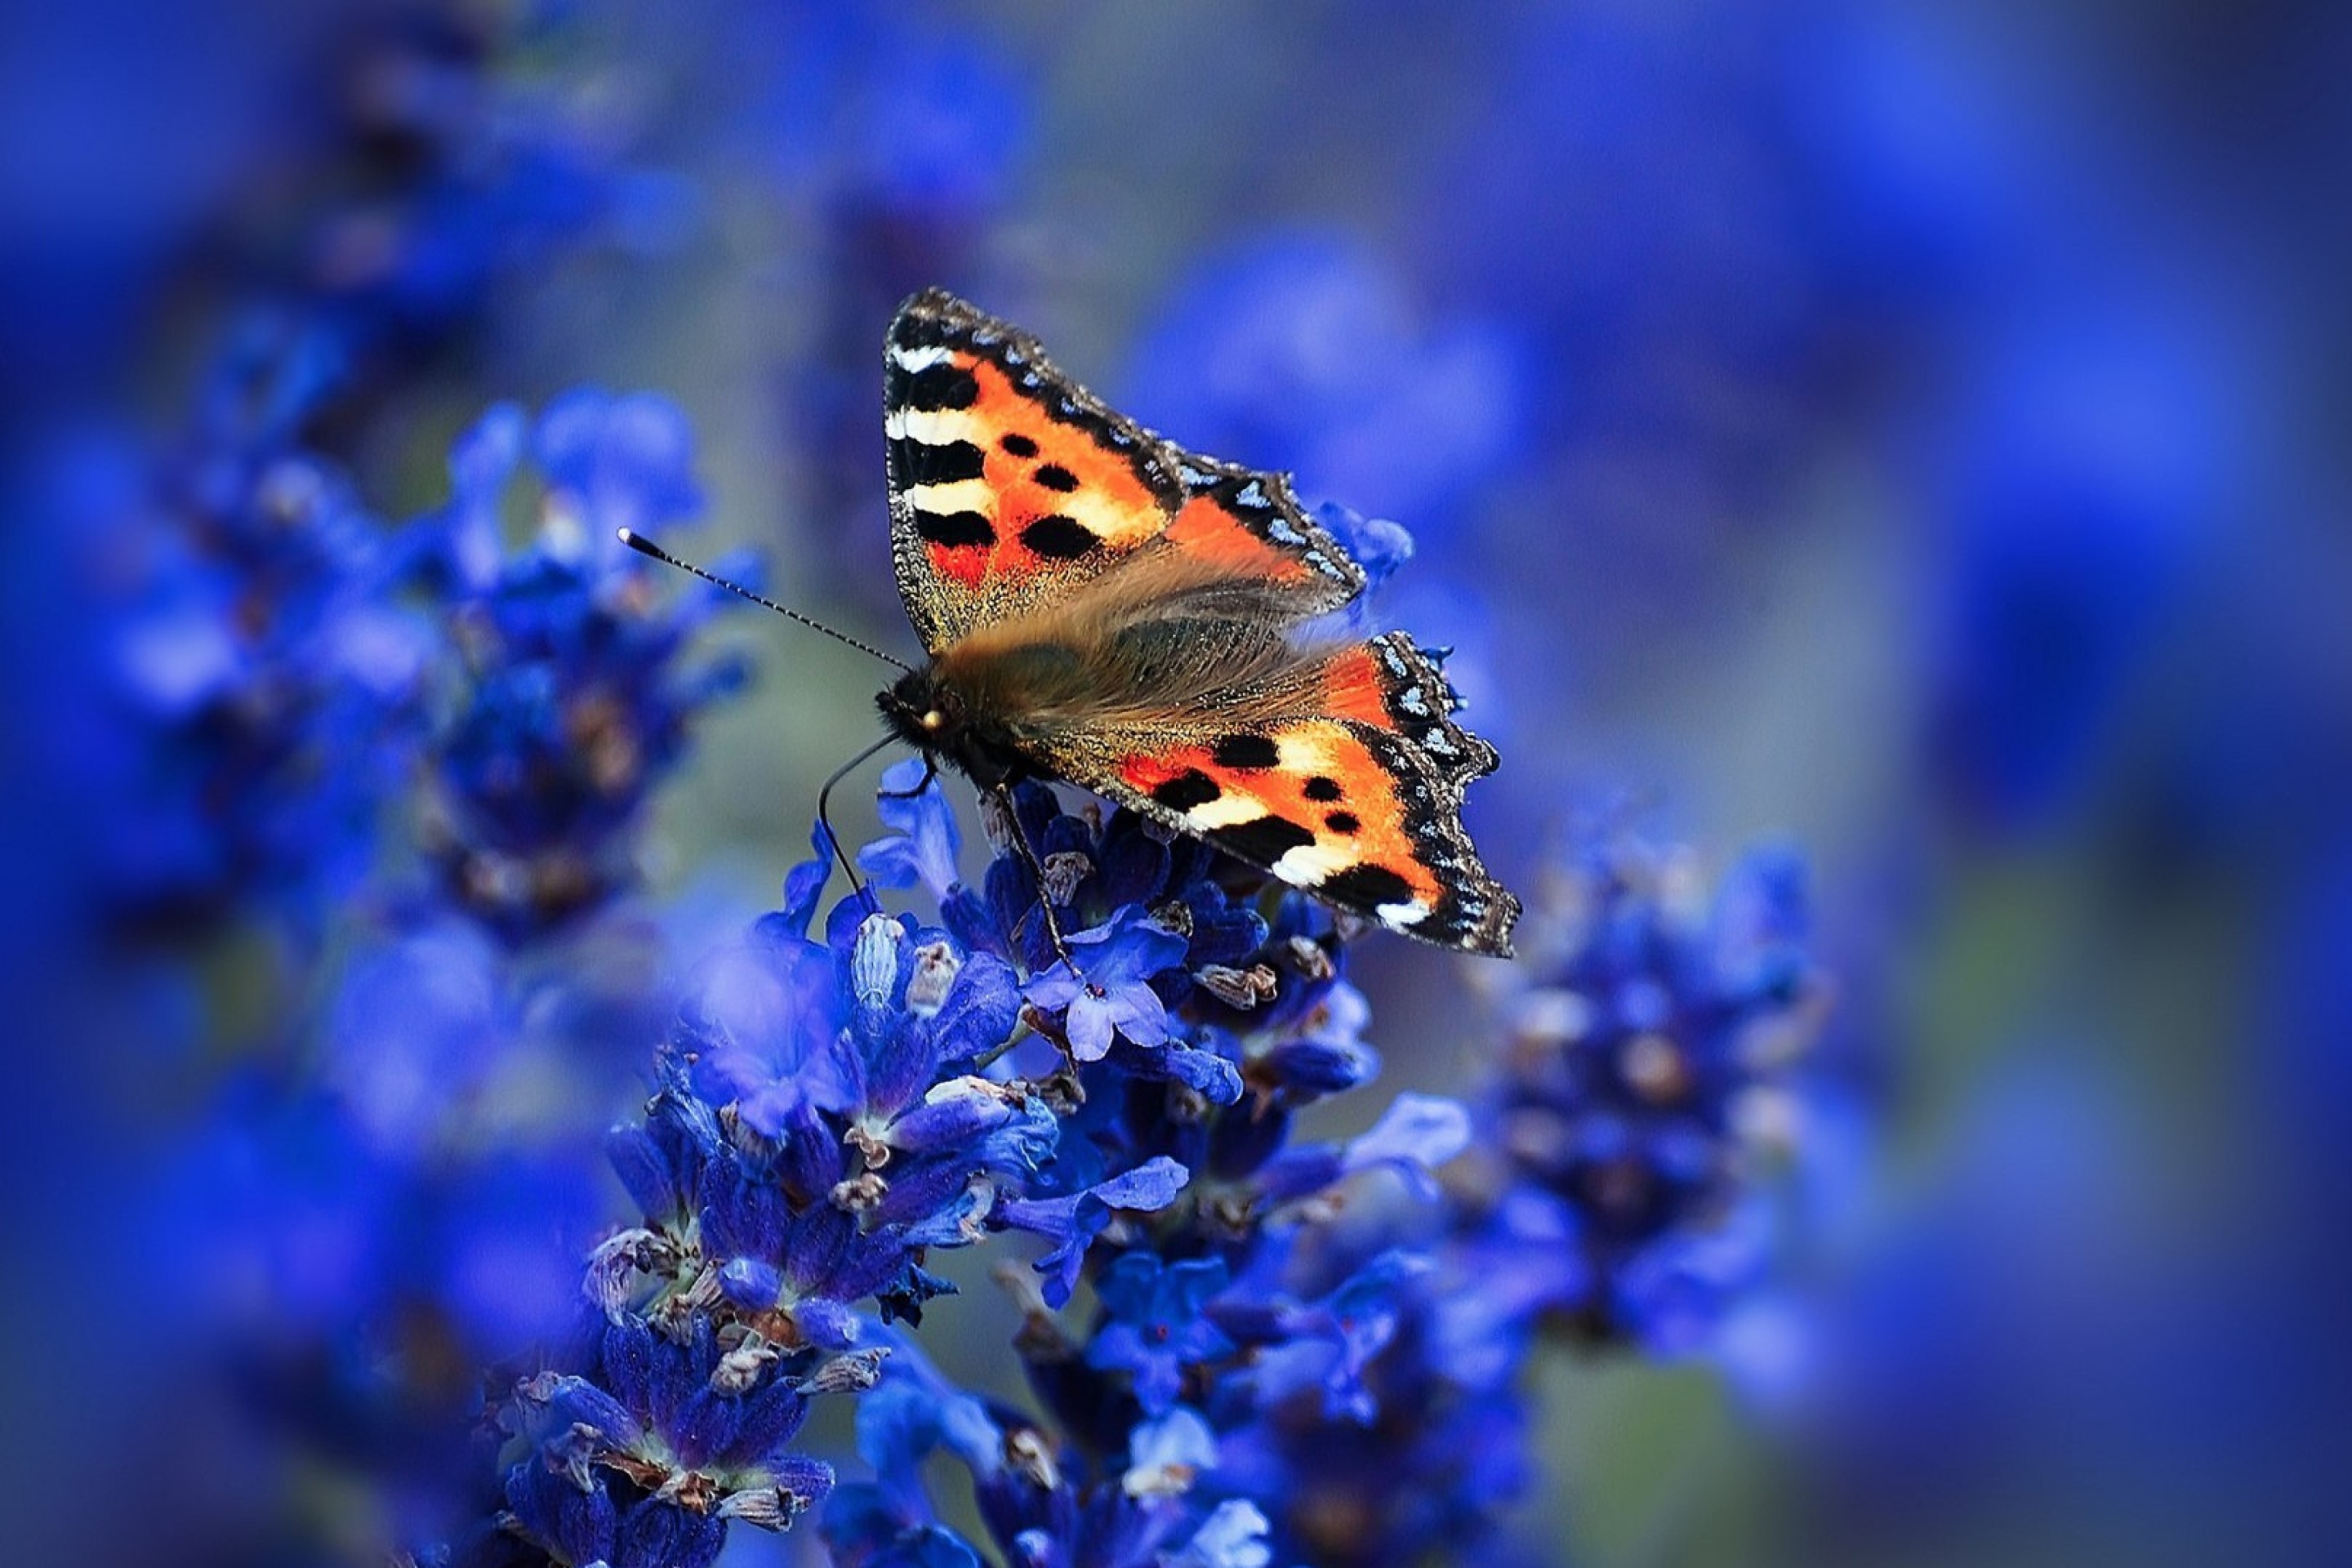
906,478 -> 997,515
889,408 -> 982,446
890,344 -> 954,372
1273,842 -> 1357,887
1182,795 -> 1275,831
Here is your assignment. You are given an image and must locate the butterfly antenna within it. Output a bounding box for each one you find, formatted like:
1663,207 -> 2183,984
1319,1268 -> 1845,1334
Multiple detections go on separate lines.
817,733 -> 900,917
618,528 -> 913,673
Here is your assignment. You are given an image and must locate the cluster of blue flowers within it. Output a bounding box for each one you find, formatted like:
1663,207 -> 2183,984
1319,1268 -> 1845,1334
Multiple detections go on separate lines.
449,728 -> 1831,1568
1456,831 -> 1829,1356
410,390 -> 750,939
26,0 -> 2340,1560
25,0 -> 692,971
68,384 -> 762,1563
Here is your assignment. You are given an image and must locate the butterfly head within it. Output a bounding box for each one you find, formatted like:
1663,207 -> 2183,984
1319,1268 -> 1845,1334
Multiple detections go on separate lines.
880,666 -> 1025,787
880,665 -> 956,739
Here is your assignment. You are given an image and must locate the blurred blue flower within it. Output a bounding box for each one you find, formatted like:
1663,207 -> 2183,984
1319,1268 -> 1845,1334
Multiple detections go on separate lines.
276,7 -> 692,375
35,385 -> 431,947
1125,231 -> 1529,540
755,6 -> 1038,630
21,381 -> 766,1568
1923,305 -> 2225,834
532,388 -> 709,545
412,391 -> 751,939
1466,828 -> 1833,1352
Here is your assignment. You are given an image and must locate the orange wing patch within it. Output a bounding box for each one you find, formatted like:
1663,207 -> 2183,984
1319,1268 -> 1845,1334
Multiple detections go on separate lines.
889,350 -> 1168,588
1117,720 -> 1448,928
1165,492 -> 1312,582
1161,458 -> 1364,607
1317,644 -> 1396,729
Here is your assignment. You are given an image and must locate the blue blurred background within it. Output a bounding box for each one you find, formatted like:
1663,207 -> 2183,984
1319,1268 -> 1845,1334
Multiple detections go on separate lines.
4,2 -> 2347,1565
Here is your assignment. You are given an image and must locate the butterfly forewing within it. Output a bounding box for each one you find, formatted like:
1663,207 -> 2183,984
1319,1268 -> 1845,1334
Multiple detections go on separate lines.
885,291 -> 1364,652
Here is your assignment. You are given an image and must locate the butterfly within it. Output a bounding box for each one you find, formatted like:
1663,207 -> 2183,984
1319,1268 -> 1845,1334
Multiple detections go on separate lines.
866,287 -> 1520,959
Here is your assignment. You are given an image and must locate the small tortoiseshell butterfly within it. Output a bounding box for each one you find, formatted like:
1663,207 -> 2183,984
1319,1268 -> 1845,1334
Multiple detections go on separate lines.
870,288 -> 1518,957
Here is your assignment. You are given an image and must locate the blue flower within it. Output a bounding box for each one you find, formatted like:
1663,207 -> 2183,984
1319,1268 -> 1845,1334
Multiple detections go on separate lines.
821,1359 -> 1000,1568
497,1322 -> 837,1568
685,902 -> 1024,1144
1166,1501 -> 1275,1568
1205,1214 -> 1534,1568
858,758 -> 967,902
482,866 -> 1074,1562
1025,908 -> 1190,1061
996,1156 -> 1193,1309
1088,1255 -> 1239,1414
824,1346 -> 1272,1568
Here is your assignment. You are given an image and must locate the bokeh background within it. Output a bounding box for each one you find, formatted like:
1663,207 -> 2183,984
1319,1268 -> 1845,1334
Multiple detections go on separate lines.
5,2 -> 2348,1566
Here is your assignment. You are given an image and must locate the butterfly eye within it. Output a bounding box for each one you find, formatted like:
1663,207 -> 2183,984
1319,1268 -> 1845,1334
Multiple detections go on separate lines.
922,710 -> 945,731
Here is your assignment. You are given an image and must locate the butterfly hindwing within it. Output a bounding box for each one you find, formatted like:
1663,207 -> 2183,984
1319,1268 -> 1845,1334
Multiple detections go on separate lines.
1316,632 -> 1499,791
1032,637 -> 1517,955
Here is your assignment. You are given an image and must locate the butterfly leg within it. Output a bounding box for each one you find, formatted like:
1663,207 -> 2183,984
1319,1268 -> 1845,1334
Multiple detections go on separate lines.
990,782 -> 1092,987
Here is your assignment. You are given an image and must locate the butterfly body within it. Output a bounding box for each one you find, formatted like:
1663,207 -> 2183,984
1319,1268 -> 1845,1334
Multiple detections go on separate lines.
880,289 -> 1520,956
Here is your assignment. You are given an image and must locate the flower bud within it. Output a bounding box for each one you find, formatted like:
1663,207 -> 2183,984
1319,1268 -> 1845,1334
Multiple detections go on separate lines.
853,913 -> 903,1009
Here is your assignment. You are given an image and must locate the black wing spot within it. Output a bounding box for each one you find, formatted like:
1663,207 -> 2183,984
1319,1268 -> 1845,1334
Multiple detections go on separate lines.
1000,433 -> 1040,457
1212,733 -> 1281,770
1324,811 -> 1361,835
893,438 -> 987,486
914,510 -> 996,548
1018,514 -> 1102,559
1150,769 -> 1223,811
894,363 -> 979,411
1321,862 -> 1418,913
1303,776 -> 1343,802
1220,815 -> 1316,866
1032,463 -> 1079,492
